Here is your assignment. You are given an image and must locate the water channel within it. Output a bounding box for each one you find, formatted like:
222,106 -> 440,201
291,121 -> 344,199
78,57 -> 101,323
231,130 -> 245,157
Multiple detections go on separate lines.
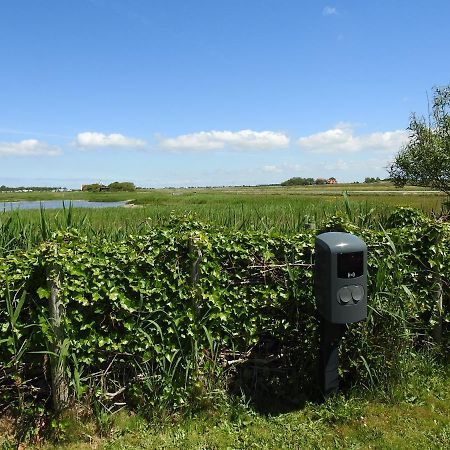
1,200 -> 127,211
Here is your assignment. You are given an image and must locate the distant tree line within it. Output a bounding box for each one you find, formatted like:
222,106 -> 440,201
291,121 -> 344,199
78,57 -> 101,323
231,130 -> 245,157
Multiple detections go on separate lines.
281,177 -> 391,186
364,177 -> 382,183
281,177 -> 332,186
81,182 -> 136,192
0,185 -> 64,192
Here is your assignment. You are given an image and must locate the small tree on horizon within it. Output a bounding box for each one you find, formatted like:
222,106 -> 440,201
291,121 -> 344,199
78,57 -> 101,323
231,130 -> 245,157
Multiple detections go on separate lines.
281,177 -> 315,186
108,181 -> 136,191
389,85 -> 450,196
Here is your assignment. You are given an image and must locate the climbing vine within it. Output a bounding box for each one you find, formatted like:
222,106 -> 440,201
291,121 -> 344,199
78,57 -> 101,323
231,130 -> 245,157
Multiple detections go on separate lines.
0,210 -> 448,414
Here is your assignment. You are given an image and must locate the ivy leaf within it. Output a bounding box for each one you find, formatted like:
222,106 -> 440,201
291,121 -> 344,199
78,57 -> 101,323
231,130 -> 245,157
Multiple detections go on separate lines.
37,287 -> 50,300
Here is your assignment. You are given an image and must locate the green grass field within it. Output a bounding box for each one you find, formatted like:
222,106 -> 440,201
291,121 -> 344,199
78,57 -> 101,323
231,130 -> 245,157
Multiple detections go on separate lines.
0,183 -> 444,203
0,184 -> 446,241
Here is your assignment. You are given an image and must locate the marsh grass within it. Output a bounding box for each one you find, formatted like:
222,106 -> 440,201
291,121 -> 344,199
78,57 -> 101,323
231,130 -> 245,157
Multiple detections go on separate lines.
0,188 -> 446,256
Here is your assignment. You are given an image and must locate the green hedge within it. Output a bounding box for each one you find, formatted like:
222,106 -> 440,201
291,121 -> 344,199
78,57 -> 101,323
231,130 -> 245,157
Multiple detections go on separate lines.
0,210 -> 449,412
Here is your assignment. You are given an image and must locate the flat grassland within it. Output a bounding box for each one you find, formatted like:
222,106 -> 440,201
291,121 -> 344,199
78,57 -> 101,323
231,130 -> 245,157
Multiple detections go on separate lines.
0,182 -> 442,203
0,183 -> 446,235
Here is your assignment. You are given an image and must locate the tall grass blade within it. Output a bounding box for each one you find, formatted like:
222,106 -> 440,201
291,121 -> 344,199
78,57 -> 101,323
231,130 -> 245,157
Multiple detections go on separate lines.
360,355 -> 374,386
39,204 -> 48,241
343,191 -> 353,221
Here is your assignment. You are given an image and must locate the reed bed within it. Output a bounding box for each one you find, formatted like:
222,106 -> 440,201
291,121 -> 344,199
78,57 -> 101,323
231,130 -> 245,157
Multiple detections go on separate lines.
0,190 -> 446,257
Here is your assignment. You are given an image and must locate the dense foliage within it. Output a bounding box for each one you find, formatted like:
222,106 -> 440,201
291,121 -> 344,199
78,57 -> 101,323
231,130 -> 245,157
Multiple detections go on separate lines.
108,182 -> 136,192
82,182 -> 136,192
281,177 -> 315,186
364,177 -> 381,183
0,209 -> 448,419
281,177 -> 335,186
390,85 -> 450,195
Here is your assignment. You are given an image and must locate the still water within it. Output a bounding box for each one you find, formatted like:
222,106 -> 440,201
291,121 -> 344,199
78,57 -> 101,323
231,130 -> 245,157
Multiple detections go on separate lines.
1,200 -> 127,211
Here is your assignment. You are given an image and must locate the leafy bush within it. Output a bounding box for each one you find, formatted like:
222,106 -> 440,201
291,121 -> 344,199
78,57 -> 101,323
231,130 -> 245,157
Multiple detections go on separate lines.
0,211 -> 448,417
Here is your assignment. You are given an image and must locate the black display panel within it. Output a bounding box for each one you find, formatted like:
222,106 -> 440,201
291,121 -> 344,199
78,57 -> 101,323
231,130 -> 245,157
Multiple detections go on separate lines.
337,251 -> 363,279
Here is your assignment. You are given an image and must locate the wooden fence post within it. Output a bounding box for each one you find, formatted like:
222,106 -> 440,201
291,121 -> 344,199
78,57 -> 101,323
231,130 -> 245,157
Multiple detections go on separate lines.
189,235 -> 202,317
432,267 -> 443,344
46,256 -> 69,413
431,233 -> 443,344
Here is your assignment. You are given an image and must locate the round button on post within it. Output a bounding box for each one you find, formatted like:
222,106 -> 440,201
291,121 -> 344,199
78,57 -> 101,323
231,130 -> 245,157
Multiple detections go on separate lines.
337,287 -> 352,304
350,285 -> 364,302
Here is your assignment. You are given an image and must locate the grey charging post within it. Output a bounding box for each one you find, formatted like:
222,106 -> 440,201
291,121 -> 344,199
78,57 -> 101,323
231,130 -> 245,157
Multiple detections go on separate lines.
314,232 -> 367,398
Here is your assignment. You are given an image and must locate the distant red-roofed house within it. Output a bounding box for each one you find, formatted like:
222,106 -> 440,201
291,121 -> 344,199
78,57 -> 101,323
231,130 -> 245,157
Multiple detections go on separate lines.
327,177 -> 337,184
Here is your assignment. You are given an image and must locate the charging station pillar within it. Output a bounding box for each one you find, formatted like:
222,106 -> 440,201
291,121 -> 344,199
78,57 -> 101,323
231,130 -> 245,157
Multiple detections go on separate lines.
314,232 -> 368,398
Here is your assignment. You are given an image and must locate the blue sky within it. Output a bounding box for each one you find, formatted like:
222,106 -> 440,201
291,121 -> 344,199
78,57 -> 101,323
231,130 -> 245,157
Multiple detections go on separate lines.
1,0 -> 449,188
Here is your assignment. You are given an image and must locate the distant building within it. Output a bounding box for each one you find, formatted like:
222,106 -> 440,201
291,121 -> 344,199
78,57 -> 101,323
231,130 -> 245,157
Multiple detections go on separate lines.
327,177 -> 337,184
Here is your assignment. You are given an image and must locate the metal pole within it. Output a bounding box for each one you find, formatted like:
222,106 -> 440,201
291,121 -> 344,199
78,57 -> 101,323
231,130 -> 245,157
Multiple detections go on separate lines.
319,317 -> 346,398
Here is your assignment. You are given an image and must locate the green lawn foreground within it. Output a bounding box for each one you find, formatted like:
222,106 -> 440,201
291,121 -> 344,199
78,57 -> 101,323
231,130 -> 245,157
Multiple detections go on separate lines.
104,393 -> 450,450
3,360 -> 448,450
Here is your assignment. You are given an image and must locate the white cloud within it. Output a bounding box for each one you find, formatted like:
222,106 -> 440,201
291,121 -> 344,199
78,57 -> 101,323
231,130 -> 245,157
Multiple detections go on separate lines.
262,165 -> 283,173
0,139 -> 62,157
158,130 -> 290,151
323,6 -> 338,16
323,158 -> 388,172
262,163 -> 303,173
298,123 -> 408,154
76,132 -> 146,149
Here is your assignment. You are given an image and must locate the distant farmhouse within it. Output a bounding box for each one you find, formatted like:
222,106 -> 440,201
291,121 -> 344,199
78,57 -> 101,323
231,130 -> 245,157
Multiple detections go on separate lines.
327,177 -> 337,184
